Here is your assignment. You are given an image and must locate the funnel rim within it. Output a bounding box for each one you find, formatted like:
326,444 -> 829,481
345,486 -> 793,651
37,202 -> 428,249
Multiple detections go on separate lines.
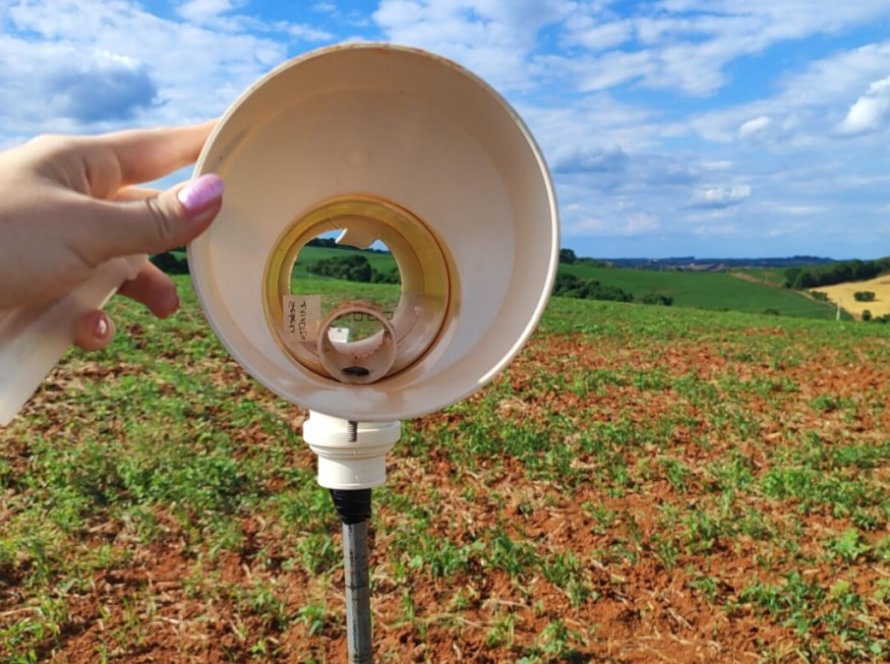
187,42 -> 560,420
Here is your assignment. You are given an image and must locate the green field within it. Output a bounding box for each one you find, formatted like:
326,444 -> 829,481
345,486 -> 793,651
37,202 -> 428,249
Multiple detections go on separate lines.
291,245 -> 397,279
729,267 -> 790,287
297,247 -> 839,320
561,262 -> 839,318
1,278 -> 889,662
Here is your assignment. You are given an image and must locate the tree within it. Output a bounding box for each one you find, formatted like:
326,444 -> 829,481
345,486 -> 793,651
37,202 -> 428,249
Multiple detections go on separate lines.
640,293 -> 673,306
559,248 -> 577,264
308,254 -> 372,282
552,272 -> 634,303
306,253 -> 399,284
783,267 -> 801,288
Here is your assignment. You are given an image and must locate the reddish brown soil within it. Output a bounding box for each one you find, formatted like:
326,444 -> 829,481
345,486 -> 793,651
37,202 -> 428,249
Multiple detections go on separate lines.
4,330 -> 890,662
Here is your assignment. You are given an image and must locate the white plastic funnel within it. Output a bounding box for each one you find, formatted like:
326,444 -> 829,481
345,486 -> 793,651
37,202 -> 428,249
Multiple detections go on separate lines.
188,43 -> 559,421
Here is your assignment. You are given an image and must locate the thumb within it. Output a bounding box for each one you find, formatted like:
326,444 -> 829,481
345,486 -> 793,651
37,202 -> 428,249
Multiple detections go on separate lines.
88,174 -> 224,261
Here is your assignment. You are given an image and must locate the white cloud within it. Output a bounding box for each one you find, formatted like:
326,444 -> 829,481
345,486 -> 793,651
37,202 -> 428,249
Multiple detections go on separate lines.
690,184 -> 751,208
563,13 -> 632,51
771,205 -> 824,217
564,212 -> 660,237
0,0 -> 337,143
692,221 -> 738,237
626,212 -> 661,234
2,1 -> 889,258
174,0 -> 333,39
559,1 -> 890,96
286,23 -> 335,41
520,92 -> 663,171
837,76 -> 890,136
738,116 -> 772,139
373,0 -> 573,91
176,0 -> 242,25
48,52 -> 157,122
689,40 -> 890,145
575,50 -> 655,92
701,160 -> 733,171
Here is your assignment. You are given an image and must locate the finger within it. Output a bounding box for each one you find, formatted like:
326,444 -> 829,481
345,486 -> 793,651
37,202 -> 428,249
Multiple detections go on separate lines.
117,262 -> 180,318
87,120 -> 217,186
114,186 -> 161,202
84,173 -> 223,262
73,310 -> 116,352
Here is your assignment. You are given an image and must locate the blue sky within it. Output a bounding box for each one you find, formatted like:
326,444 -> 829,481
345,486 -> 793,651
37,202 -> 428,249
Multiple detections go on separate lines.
2,1 -> 890,259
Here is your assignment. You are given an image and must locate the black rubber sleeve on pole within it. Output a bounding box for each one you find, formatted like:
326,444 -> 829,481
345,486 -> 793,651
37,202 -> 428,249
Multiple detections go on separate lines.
330,488 -> 372,525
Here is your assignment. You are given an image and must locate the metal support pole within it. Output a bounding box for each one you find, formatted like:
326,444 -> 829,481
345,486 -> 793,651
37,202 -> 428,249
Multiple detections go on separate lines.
330,488 -> 373,663
342,519 -> 372,663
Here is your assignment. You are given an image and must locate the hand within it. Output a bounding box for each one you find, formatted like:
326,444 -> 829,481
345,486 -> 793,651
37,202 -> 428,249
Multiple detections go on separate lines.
0,122 -> 224,350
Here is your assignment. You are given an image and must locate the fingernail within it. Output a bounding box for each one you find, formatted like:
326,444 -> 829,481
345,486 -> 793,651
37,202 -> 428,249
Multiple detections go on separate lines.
161,290 -> 180,317
95,316 -> 109,339
177,174 -> 224,215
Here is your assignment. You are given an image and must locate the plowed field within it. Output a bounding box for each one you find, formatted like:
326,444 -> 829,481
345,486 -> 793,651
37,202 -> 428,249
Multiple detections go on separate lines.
2,281 -> 889,662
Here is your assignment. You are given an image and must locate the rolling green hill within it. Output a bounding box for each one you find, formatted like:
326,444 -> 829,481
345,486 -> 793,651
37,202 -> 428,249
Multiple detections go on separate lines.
728,267 -> 788,287
559,262 -> 840,319
292,245 -> 397,279
293,246 -> 841,320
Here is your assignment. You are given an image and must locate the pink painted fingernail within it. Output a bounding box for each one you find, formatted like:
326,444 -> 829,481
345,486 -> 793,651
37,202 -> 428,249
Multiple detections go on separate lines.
177,174 -> 224,214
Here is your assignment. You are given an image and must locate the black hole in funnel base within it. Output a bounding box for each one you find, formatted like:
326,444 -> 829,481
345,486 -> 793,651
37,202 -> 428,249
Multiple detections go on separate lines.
343,366 -> 371,378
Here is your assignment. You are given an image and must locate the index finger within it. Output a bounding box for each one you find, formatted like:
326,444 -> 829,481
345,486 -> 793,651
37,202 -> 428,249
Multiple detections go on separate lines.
88,120 -> 217,186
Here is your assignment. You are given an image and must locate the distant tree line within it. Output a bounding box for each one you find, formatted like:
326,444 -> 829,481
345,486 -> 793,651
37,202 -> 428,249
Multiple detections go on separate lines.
307,254 -> 399,284
306,253 -> 672,306
861,310 -> 890,323
557,249 -> 672,305
307,237 -> 388,253
553,273 -> 672,306
148,238 -> 390,277
558,248 -> 607,268
784,258 -> 890,289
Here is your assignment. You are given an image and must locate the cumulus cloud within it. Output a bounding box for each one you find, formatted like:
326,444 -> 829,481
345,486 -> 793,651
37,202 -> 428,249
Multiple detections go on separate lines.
286,23 -> 334,41
553,147 -> 627,175
2,0 -> 889,258
563,13 -> 632,51
689,184 -> 751,209
176,0 -> 242,25
738,116 -> 772,139
175,0 -> 332,39
373,0 -> 573,90
48,57 -> 157,122
837,76 -> 890,136
0,0 -> 337,142
560,1 -> 890,96
688,41 -> 890,145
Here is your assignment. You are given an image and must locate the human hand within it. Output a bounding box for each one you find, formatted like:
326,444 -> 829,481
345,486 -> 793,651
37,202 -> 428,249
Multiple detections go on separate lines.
0,122 -> 223,350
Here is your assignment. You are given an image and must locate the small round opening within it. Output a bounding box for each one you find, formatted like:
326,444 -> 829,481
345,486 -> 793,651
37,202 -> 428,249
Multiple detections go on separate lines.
290,233 -> 402,343
317,302 -> 397,385
324,309 -> 390,346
